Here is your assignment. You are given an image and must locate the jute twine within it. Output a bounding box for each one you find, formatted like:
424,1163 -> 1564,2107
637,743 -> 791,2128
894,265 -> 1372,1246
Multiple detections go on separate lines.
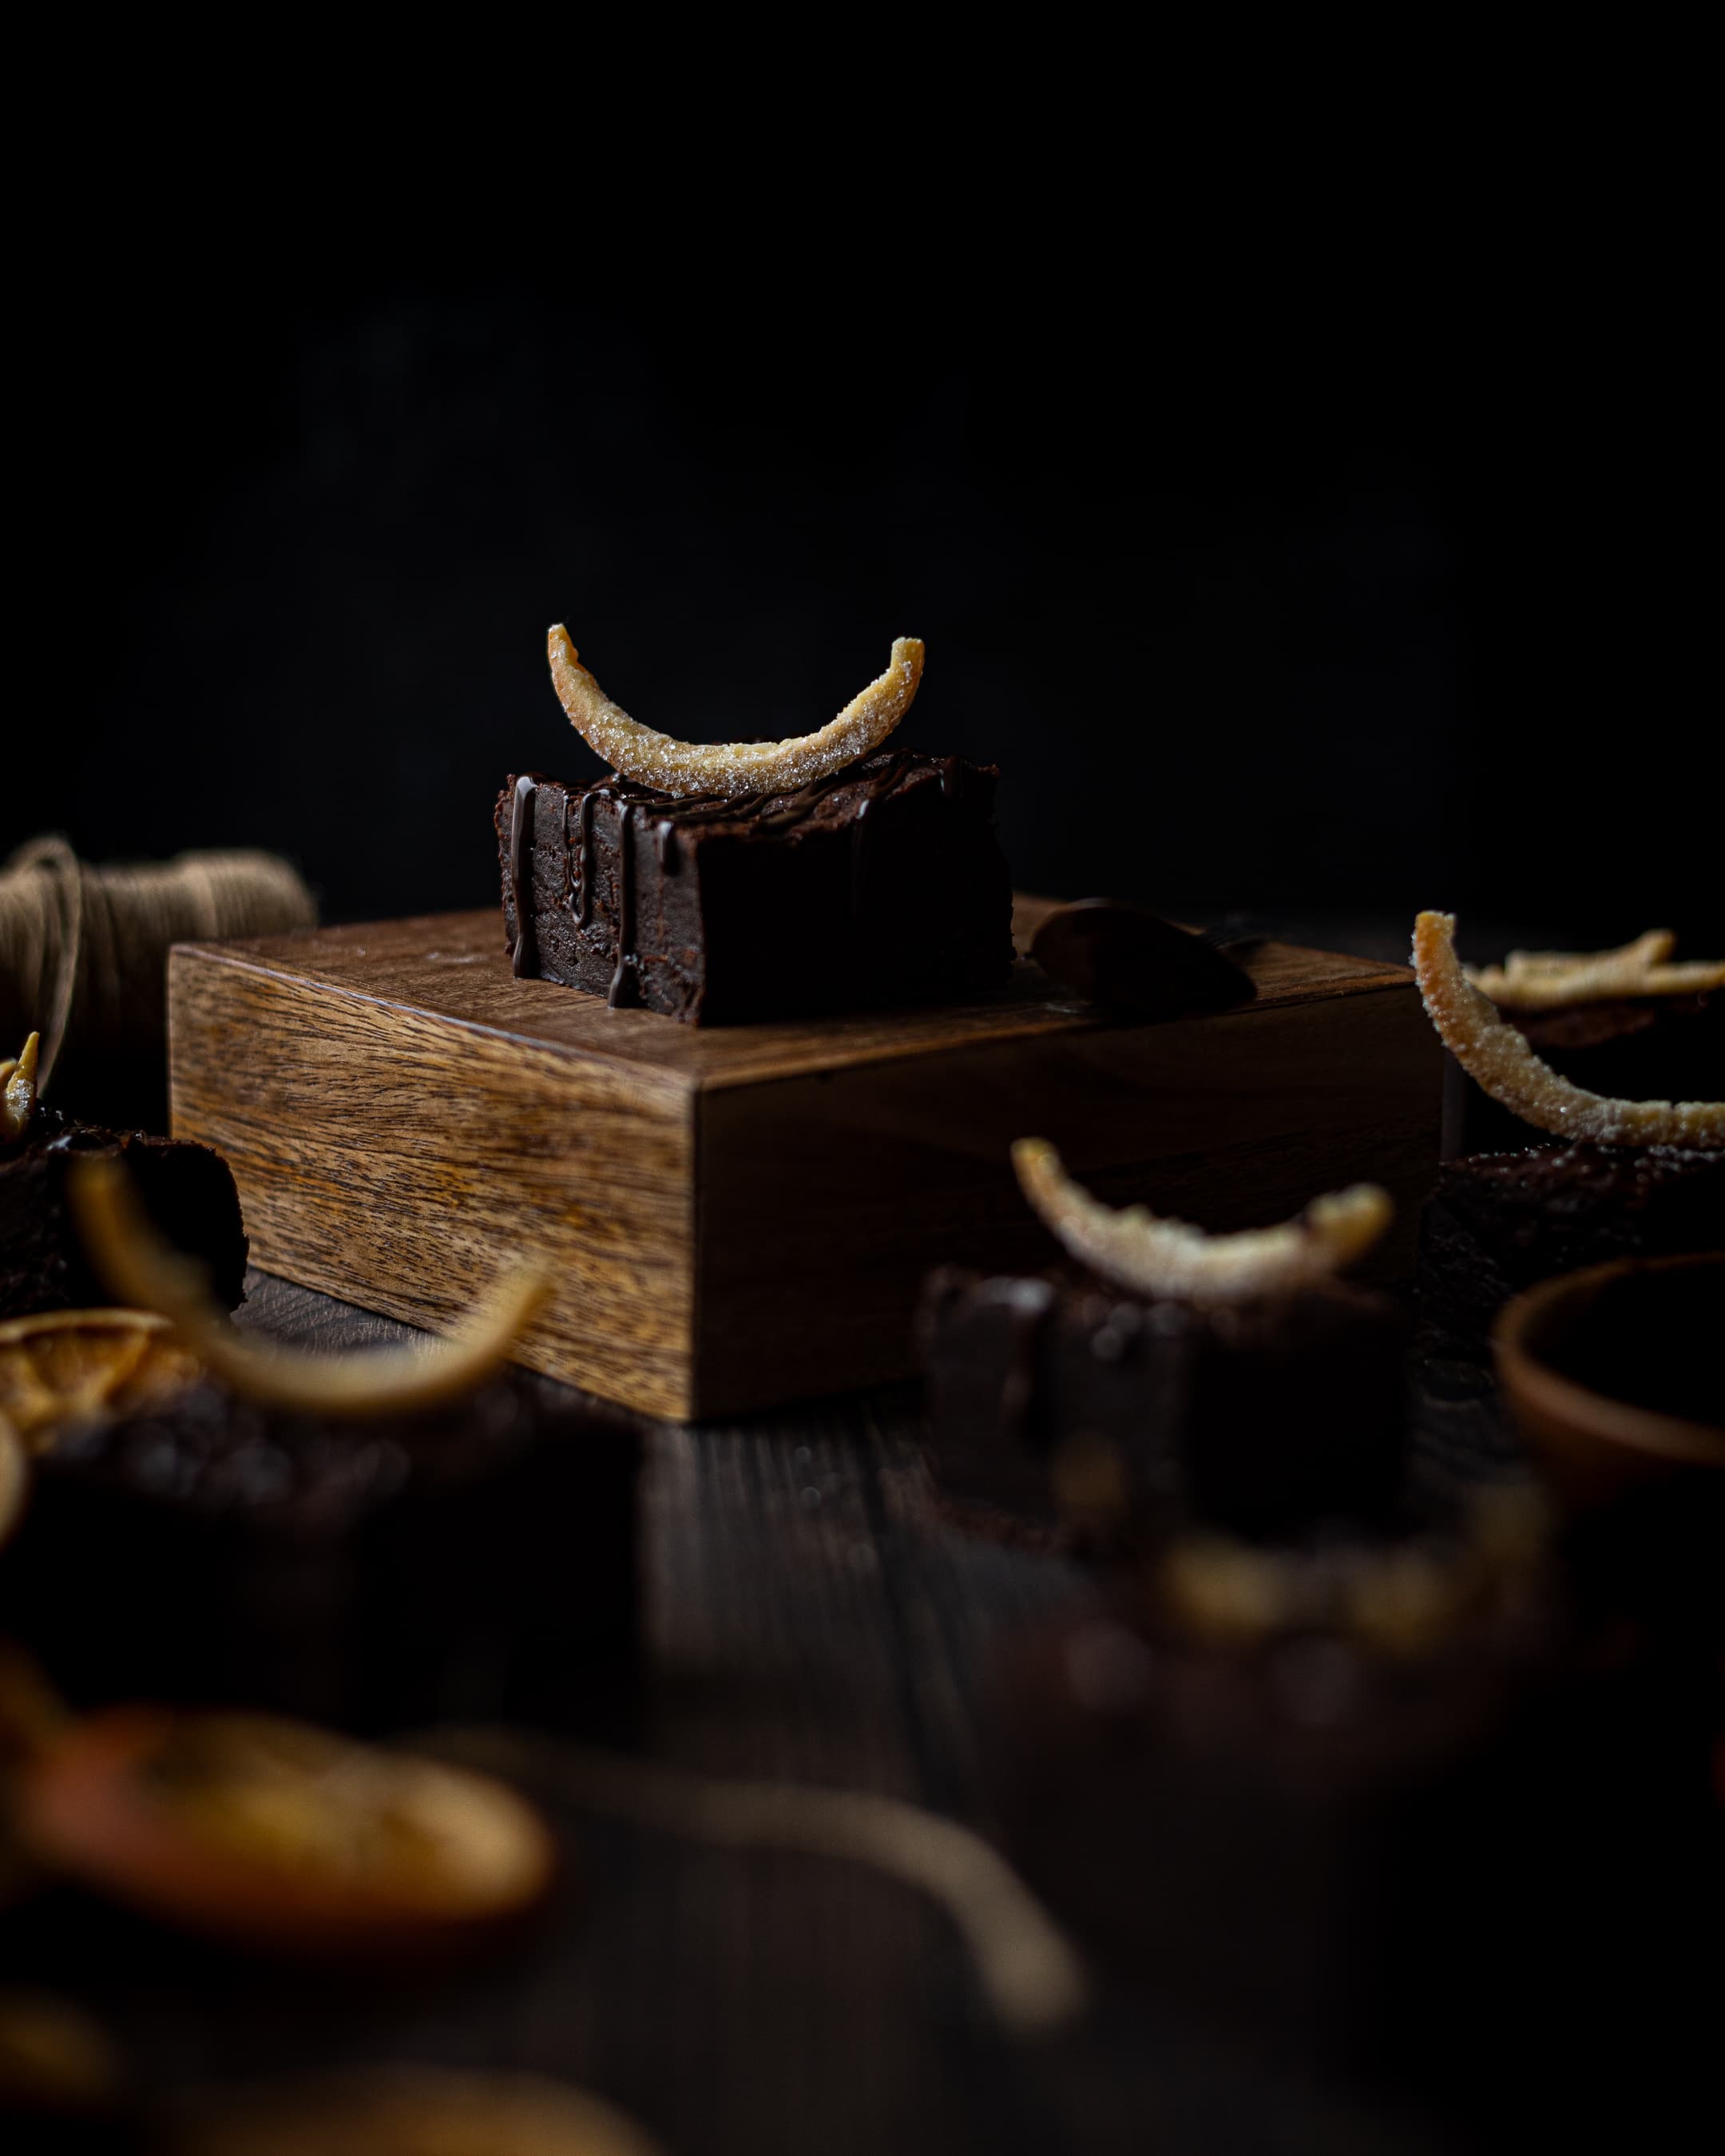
0,837 -> 317,1096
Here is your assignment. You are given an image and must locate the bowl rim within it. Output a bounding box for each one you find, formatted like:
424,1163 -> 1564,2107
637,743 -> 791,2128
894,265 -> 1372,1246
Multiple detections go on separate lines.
1492,1250 -> 1725,1469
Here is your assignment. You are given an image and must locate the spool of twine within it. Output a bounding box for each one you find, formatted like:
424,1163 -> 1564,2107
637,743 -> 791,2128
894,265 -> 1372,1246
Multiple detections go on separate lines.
0,837 -> 318,1108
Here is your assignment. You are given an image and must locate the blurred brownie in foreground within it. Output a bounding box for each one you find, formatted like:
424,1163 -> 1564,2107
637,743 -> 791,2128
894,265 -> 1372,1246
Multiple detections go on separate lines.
997,1504 -> 1564,2091
497,751 -> 1013,1024
2,1369 -> 640,1734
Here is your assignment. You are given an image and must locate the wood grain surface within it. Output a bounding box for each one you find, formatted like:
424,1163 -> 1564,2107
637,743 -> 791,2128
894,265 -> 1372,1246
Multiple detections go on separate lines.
169,903 -> 1441,1417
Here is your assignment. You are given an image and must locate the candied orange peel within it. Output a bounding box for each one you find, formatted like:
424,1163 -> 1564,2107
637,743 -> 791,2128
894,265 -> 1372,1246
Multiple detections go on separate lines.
1467,927 -> 1725,1010
547,624 -> 925,799
68,1156 -> 549,1418
1414,912 -> 1725,1148
1011,1139 -> 1391,1302
1,1032 -> 40,1143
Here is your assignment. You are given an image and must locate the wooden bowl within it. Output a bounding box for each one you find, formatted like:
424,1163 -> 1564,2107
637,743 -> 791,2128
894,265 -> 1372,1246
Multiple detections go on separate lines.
1493,1254 -> 1725,1511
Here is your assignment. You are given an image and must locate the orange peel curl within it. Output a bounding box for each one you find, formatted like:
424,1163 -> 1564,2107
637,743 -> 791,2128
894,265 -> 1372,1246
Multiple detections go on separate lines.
68,1156 -> 548,1419
1468,928 -> 1724,1010
548,625 -> 924,799
1414,912 -> 1725,1148
1,1032 -> 40,1143
1011,1139 -> 1391,1302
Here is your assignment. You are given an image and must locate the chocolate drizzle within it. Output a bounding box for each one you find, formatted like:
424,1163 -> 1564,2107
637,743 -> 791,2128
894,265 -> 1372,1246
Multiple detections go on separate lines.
607,802 -> 640,1009
573,791 -> 597,929
515,747 -> 996,1017
559,750 -> 932,962
507,775 -> 537,978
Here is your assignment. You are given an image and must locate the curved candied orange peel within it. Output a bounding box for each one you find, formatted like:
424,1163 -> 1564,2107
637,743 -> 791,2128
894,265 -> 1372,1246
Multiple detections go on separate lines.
1011,1139 -> 1391,1302
69,1157 -> 548,1419
1468,927 -> 1724,1010
1,1032 -> 40,1143
548,625 -> 924,799
1414,912 -> 1725,1148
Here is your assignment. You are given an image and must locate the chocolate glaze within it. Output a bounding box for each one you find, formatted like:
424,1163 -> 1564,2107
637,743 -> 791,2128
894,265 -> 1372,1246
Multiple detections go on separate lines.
507,775 -> 538,978
573,790 -> 598,929
496,747 -> 1013,1026
608,801 -> 640,1009
561,750 -> 938,977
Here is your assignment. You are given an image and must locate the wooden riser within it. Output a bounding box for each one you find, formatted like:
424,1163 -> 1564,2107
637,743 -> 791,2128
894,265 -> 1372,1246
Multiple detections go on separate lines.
169,900 -> 1441,1419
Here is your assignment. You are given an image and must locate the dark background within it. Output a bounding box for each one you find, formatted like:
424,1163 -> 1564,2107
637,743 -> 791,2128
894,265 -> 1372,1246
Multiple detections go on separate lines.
10,153 -> 1718,955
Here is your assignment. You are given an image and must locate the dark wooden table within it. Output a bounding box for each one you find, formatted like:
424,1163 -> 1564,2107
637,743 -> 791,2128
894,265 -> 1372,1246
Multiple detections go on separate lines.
2,1269 -> 1533,2155
12,910 -> 1664,2151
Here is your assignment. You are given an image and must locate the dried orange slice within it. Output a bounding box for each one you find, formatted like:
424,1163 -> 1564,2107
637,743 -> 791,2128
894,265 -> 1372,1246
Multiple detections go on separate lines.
1,1032 -> 40,1143
0,1308 -> 201,1457
169,2067 -> 667,2156
1012,1139 -> 1391,1302
548,624 -> 924,799
69,1155 -> 548,1419
1414,912 -> 1725,1148
18,1708 -> 557,1960
1468,928 -> 1724,1010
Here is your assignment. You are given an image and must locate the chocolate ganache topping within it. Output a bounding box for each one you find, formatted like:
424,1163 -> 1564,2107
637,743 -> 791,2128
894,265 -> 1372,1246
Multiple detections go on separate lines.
507,750 -> 970,1011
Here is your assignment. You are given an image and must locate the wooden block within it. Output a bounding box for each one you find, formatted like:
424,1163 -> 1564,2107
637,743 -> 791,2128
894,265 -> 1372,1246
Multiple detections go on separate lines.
169,900 -> 1441,1420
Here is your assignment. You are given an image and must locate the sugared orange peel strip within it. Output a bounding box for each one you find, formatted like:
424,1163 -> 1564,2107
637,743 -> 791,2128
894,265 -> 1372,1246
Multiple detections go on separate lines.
442,1728 -> 1089,2039
18,1707 -> 557,1958
1,1032 -> 40,1143
69,1156 -> 549,1418
1467,927 -> 1724,1010
1011,1139 -> 1391,1302
1414,912 -> 1725,1148
548,624 -> 925,799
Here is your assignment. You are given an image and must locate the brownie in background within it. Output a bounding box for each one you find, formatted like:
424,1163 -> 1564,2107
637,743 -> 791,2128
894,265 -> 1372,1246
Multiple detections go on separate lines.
919,1266 -> 1410,1542
1417,1142 -> 1725,1364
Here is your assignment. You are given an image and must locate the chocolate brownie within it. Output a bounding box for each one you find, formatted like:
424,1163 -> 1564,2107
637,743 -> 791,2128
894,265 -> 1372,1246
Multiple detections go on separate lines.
919,1266 -> 1409,1540
1417,1143 -> 1725,1361
0,1107 -> 247,1321
496,750 -> 1013,1024
997,1530 -> 1561,2091
0,1371 -> 640,1734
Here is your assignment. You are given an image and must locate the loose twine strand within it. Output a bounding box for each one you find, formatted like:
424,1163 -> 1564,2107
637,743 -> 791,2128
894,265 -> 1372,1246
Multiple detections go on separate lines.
0,838 -> 317,1094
